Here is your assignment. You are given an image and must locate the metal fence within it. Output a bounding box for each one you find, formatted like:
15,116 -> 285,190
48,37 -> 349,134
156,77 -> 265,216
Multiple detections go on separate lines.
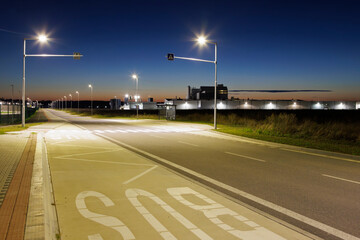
0,103 -> 36,125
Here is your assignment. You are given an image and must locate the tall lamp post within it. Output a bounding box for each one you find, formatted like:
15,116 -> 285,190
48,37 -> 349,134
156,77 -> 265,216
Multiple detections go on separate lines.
167,36 -> 218,129
69,94 -> 72,109
22,34 -> 83,127
76,91 -> 79,113
89,84 -> 93,115
64,96 -> 67,110
132,74 -> 139,119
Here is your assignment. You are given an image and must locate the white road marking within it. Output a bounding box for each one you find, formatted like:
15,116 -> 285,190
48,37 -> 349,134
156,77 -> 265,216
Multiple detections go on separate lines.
49,139 -> 76,145
322,174 -> 360,185
53,149 -> 121,159
126,189 -> 213,240
225,152 -> 266,162
149,134 -> 166,139
178,141 -> 199,147
281,148 -> 360,164
115,129 -> 127,133
56,157 -> 154,166
168,187 -> 285,240
76,191 -> 135,240
105,130 -> 116,133
53,144 -> 115,150
123,165 -> 158,184
97,133 -> 360,240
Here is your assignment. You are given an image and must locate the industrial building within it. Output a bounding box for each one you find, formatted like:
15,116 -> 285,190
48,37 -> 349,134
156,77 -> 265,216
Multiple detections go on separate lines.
187,84 -> 228,100
110,84 -> 360,110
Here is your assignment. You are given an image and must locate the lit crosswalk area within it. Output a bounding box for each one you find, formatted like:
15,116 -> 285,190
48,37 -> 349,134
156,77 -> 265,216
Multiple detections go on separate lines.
44,126 -> 202,140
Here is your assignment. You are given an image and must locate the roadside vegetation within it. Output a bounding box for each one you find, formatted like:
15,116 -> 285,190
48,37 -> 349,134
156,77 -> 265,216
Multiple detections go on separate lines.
176,112 -> 360,156
0,110 -> 46,134
64,109 -> 360,155
0,123 -> 44,135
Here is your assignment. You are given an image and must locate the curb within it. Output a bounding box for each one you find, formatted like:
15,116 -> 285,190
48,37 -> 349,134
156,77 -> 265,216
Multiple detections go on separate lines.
24,133 -> 59,240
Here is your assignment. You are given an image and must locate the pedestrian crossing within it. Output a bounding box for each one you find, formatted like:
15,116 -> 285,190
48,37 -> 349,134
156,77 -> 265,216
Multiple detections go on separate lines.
44,127 -> 202,140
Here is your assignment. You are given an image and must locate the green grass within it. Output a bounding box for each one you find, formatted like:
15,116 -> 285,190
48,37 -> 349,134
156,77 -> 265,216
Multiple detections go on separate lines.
0,122 -> 44,134
216,124 -> 360,156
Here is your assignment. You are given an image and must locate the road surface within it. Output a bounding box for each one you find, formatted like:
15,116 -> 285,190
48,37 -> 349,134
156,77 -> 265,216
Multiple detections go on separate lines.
33,109 -> 360,240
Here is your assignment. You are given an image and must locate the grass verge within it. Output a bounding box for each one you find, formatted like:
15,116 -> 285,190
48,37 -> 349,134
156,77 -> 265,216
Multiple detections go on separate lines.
0,123 -> 44,134
216,125 -> 360,156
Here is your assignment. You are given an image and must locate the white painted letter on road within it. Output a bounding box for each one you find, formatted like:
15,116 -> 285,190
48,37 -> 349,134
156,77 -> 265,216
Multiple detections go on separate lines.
126,188 -> 212,240
76,191 -> 135,240
167,187 -> 285,240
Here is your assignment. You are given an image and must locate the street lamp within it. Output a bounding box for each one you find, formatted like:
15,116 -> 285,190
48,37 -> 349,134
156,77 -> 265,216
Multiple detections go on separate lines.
132,74 -> 139,100
89,84 -> 93,115
22,34 -> 83,126
167,35 -> 218,129
76,91 -> 79,113
132,74 -> 139,119
69,94 -> 72,109
64,96 -> 67,110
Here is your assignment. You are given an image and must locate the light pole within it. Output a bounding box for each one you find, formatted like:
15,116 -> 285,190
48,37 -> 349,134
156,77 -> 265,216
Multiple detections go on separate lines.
167,36 -> 218,129
64,96 -> 67,110
69,94 -> 72,109
89,84 -> 93,115
132,74 -> 139,119
10,84 -> 14,123
76,91 -> 79,113
61,98 -> 63,110
115,96 -> 117,110
22,34 -> 83,127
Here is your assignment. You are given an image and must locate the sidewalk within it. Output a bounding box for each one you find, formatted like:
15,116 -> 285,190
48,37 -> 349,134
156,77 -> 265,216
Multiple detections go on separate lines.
42,114 -> 313,240
0,132 -> 30,207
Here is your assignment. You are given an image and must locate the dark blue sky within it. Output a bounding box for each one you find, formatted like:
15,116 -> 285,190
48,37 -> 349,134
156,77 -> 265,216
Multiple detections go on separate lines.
1,0 -> 360,101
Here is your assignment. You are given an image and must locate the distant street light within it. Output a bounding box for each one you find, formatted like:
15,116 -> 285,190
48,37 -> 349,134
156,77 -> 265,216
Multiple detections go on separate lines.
167,35 -> 218,129
22,34 -> 83,126
89,84 -> 93,115
76,91 -> 79,113
64,96 -> 67,110
69,94 -> 72,109
132,74 -> 139,119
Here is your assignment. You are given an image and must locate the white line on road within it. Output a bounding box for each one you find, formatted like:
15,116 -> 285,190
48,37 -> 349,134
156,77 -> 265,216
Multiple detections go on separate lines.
225,152 -> 266,162
322,174 -> 360,185
96,133 -> 360,240
149,134 -> 165,139
178,141 -> 199,147
59,158 -> 155,166
281,148 -> 360,164
123,165 -> 158,184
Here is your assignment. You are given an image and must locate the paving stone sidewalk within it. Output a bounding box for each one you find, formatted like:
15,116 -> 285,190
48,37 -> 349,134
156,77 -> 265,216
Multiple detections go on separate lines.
0,132 -> 30,206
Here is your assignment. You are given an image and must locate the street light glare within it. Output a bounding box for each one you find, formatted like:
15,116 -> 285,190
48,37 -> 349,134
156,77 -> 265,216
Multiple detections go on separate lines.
197,36 -> 207,45
132,74 -> 137,79
89,84 -> 92,88
38,35 -> 48,42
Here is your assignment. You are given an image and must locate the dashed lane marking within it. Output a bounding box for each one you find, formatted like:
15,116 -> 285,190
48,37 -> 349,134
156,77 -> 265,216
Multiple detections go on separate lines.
281,148 -> 360,164
225,152 -> 266,162
322,174 -> 360,185
178,141 -> 199,147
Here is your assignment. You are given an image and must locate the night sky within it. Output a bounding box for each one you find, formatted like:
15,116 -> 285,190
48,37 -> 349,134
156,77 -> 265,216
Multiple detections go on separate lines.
1,0 -> 359,101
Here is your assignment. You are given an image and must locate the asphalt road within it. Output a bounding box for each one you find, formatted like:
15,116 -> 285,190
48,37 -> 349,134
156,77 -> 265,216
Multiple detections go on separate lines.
45,109 -> 360,240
